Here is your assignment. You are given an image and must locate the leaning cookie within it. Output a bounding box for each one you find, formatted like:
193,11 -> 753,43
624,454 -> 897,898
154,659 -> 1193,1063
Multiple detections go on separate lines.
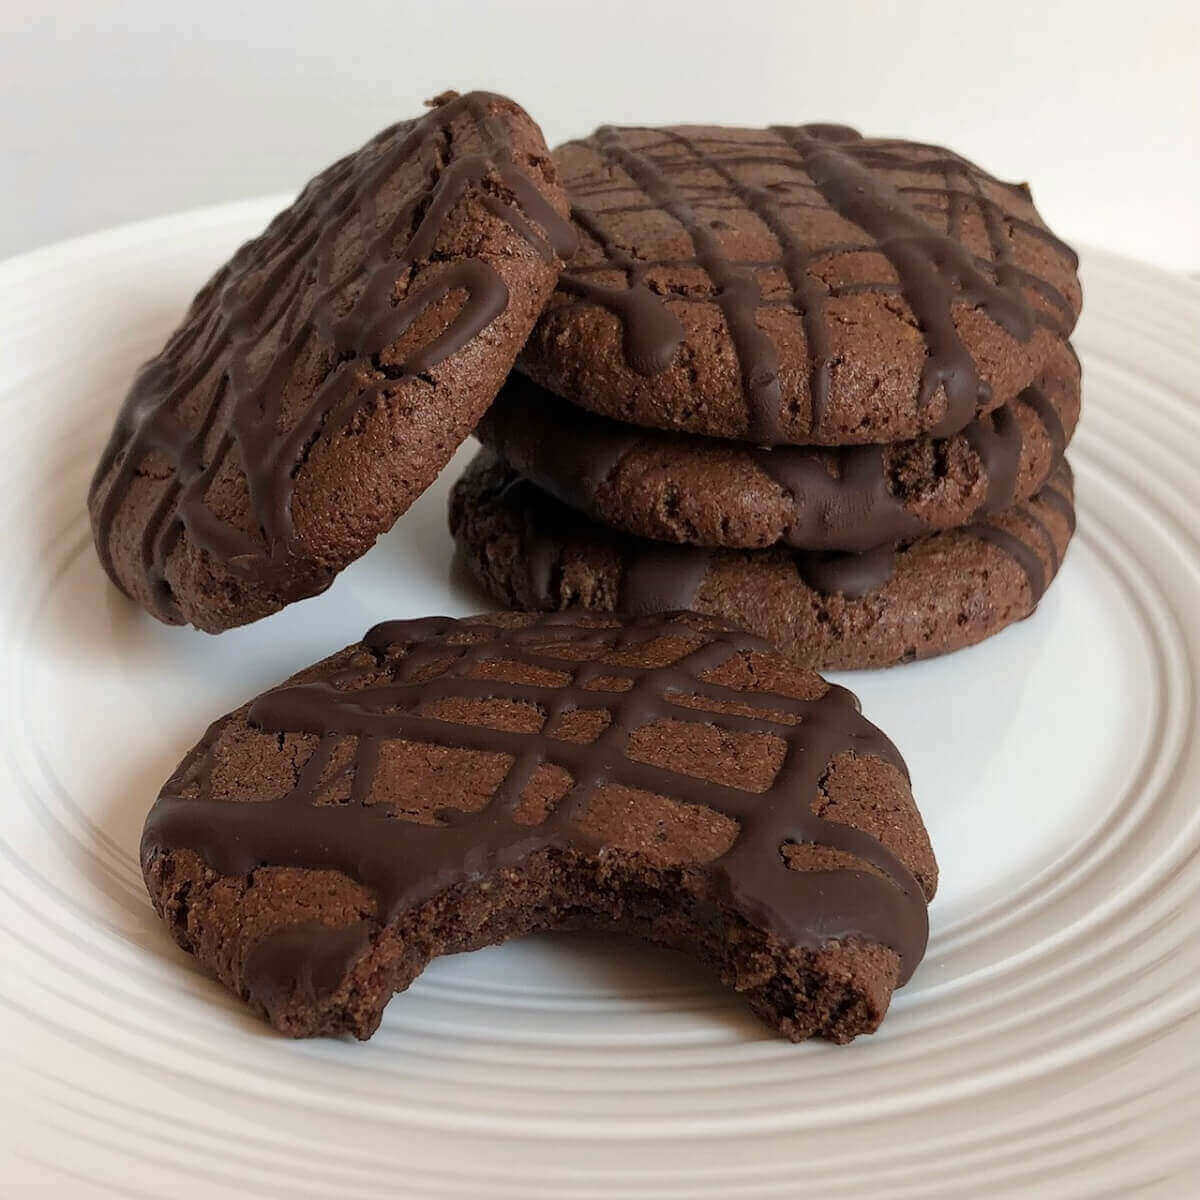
90,91 -> 575,632
450,452 -> 1075,670
142,610 -> 936,1042
520,122 -> 1081,445
480,340 -> 1079,552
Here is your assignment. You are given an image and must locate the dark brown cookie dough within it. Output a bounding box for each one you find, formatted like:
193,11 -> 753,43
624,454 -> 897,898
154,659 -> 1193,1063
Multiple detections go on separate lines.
90,91 -> 575,633
449,452 -> 1076,670
520,123 -> 1080,446
480,340 -> 1078,552
141,610 -> 936,1043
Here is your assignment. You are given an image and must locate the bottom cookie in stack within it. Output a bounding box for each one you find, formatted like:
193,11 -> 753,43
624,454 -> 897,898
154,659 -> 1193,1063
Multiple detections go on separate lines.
449,451 -> 1075,671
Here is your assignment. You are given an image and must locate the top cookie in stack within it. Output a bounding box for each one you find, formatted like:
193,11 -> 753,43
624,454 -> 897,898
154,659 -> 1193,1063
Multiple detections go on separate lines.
453,122 -> 1083,668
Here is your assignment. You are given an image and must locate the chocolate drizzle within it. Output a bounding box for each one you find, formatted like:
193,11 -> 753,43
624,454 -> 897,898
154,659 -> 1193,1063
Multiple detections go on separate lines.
964,403 -> 1024,514
619,542 -> 714,615
964,462 -> 1075,603
752,444 -> 922,552
776,124 -> 1033,438
1022,384 -> 1067,465
90,92 -> 576,622
587,128 -> 785,443
794,545 -> 897,600
1036,478 -> 1077,535
142,613 -> 930,1011
553,122 -> 1077,442
967,525 -> 1047,602
556,206 -> 686,374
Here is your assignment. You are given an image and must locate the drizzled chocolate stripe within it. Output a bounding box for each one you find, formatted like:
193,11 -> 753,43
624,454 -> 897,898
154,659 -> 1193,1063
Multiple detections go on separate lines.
965,405 -> 1024,514
965,464 -> 1076,602
659,128 -> 835,437
557,206 -> 685,375
967,525 -> 1047,602
1022,386 -> 1068,464
771,125 -> 1034,438
91,92 -> 575,621
1037,482 -> 1077,533
588,127 -> 785,444
142,613 -> 930,1008
751,442 -> 923,552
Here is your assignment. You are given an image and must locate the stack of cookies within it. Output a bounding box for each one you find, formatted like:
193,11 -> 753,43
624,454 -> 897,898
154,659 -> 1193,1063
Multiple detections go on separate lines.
452,122 -> 1083,669
88,95 -> 1086,1042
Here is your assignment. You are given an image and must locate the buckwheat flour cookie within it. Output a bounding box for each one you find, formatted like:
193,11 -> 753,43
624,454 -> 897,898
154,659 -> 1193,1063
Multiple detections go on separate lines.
141,610 -> 936,1042
90,91 -> 575,632
450,452 -> 1076,670
520,123 -> 1081,445
479,341 -> 1079,552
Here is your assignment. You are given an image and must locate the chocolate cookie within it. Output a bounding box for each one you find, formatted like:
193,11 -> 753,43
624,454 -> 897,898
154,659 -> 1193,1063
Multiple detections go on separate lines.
450,452 -> 1076,670
520,123 -> 1080,445
480,340 -> 1078,553
142,611 -> 936,1042
90,91 -> 575,632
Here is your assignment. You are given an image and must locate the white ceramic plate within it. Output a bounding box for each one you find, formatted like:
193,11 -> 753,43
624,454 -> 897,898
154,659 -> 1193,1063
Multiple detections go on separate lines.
2,200 -> 1199,1199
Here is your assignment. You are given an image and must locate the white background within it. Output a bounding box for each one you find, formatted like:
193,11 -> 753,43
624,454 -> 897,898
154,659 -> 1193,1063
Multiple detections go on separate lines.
2,0 -> 1199,270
